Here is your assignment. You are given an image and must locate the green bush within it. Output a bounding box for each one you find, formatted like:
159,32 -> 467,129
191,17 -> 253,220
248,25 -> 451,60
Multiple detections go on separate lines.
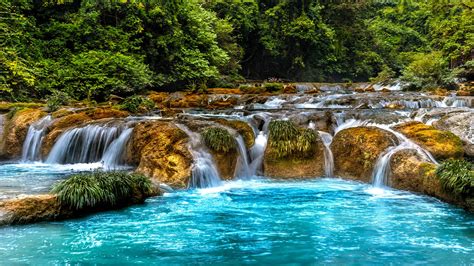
46,90 -> 70,111
201,127 -> 235,153
268,120 -> 317,159
51,171 -> 153,210
120,95 -> 155,113
263,82 -> 284,93
436,159 -> 473,198
239,84 -> 266,94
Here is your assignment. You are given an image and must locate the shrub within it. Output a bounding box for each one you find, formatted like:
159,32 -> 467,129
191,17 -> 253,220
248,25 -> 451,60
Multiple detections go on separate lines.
120,95 -> 155,113
47,90 -> 70,112
263,82 -> 284,93
51,171 -> 153,210
239,84 -> 266,94
436,159 -> 473,198
268,120 -> 317,159
201,127 -> 235,153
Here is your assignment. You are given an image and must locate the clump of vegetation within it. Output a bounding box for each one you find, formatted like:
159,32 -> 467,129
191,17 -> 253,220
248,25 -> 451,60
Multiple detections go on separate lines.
51,171 -> 154,211
268,120 -> 318,159
201,127 -> 235,153
120,95 -> 155,113
239,84 -> 266,94
47,90 -> 70,112
263,82 -> 284,93
436,159 -> 473,199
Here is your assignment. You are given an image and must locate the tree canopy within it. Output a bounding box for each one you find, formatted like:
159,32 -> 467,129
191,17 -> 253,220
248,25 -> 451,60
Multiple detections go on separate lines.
1,0 -> 472,101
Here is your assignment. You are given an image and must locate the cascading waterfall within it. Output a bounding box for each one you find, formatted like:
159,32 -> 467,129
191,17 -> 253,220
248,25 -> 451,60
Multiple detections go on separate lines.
46,123 -> 132,168
21,115 -> 52,162
249,131 -> 268,176
175,124 -> 222,188
234,135 -> 252,179
318,131 -> 334,177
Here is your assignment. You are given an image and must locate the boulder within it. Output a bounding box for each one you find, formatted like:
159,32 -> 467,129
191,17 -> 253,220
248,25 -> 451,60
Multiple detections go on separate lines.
331,126 -> 398,182
0,108 -> 46,159
433,112 -> 474,158
393,121 -> 464,160
389,150 -> 473,211
128,121 -> 193,188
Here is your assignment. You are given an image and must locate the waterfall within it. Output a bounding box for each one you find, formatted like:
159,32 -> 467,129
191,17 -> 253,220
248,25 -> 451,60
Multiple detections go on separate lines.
234,135 -> 252,179
46,124 -> 129,165
101,127 -> 134,169
175,124 -> 222,188
21,115 -> 52,162
318,131 -> 334,177
249,131 -> 268,176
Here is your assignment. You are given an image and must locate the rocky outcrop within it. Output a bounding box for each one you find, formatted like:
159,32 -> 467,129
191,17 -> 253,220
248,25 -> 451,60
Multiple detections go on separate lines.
41,107 -> 129,157
331,127 -> 398,182
212,118 -> 255,148
389,150 -> 473,211
128,121 -> 193,188
393,121 -> 464,160
0,108 -> 46,159
433,112 -> 473,158
264,128 -> 325,179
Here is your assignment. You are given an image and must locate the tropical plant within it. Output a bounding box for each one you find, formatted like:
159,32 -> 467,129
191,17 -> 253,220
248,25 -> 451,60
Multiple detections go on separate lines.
46,90 -> 70,112
120,95 -> 155,113
51,171 -> 153,210
268,120 -> 317,159
201,127 -> 235,153
436,159 -> 473,198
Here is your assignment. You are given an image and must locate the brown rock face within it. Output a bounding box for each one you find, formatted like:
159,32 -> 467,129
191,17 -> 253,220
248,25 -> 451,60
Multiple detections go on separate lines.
433,112 -> 474,158
389,150 -> 472,211
393,121 -> 464,160
0,195 -> 72,225
264,132 -> 325,179
128,121 -> 193,188
331,126 -> 398,182
0,108 -> 46,159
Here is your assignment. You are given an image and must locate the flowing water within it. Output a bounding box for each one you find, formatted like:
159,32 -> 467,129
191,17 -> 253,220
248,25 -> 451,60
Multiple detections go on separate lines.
176,124 -> 222,188
234,135 -> 251,179
318,131 -> 334,177
0,179 -> 472,265
21,115 -> 52,162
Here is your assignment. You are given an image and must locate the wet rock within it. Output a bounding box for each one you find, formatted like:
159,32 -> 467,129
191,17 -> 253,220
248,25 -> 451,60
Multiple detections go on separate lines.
283,85 -> 297,94
393,121 -> 464,160
331,126 -> 398,182
390,150 -> 472,211
128,121 -> 193,188
0,108 -> 46,159
212,119 -> 255,148
433,111 -> 474,158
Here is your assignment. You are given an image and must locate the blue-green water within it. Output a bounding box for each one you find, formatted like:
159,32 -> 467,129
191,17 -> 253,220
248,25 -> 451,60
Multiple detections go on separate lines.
0,178 -> 473,265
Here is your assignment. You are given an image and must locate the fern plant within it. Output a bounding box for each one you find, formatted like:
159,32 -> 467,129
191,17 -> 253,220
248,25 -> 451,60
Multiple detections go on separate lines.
436,159 -> 473,198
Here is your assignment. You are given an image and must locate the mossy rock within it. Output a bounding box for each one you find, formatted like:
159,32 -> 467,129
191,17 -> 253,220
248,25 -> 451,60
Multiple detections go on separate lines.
331,126 -> 398,182
201,127 -> 236,153
212,118 -> 255,148
393,121 -> 464,160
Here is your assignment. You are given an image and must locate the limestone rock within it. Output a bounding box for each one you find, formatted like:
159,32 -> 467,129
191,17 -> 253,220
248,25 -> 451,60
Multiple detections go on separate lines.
0,108 -> 46,159
331,126 -> 398,182
128,121 -> 193,188
393,121 -> 464,160
433,111 -> 473,158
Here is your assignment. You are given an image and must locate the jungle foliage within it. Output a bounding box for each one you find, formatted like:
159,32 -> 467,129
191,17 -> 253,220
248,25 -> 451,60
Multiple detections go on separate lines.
1,0 -> 472,102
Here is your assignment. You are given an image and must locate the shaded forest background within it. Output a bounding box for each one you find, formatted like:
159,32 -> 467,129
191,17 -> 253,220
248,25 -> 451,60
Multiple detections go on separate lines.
1,0 -> 473,102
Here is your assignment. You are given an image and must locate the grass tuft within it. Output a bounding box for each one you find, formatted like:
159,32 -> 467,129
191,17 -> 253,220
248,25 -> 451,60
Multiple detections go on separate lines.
51,171 -> 153,210
436,159 -> 473,199
201,127 -> 235,153
268,120 -> 318,159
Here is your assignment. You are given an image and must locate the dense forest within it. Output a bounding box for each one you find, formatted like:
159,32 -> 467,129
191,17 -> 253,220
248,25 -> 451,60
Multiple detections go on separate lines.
1,0 -> 473,102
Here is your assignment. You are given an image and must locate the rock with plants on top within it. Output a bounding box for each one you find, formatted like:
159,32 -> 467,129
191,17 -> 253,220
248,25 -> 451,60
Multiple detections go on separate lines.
436,159 -> 473,200
201,127 -> 236,153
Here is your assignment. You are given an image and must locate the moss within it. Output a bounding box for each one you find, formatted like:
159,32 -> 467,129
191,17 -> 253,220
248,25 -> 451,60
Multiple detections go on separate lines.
268,120 -> 318,159
201,127 -> 235,153
0,102 -> 45,112
263,82 -> 284,93
213,119 -> 255,148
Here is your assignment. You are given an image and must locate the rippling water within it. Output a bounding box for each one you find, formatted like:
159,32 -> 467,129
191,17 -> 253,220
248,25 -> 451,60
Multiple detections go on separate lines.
1,179 -> 473,265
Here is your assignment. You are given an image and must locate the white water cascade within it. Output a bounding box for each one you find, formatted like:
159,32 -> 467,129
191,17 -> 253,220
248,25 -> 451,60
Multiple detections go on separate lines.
46,124 -> 132,167
21,115 -> 52,162
175,124 -> 222,188
249,131 -> 268,176
101,127 -> 134,169
234,135 -> 252,179
318,131 -> 334,177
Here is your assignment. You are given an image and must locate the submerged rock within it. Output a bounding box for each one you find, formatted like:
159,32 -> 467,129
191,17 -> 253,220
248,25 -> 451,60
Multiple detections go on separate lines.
0,108 -> 46,159
432,111 -> 473,158
393,121 -> 464,160
128,121 -> 193,188
331,126 -> 398,182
